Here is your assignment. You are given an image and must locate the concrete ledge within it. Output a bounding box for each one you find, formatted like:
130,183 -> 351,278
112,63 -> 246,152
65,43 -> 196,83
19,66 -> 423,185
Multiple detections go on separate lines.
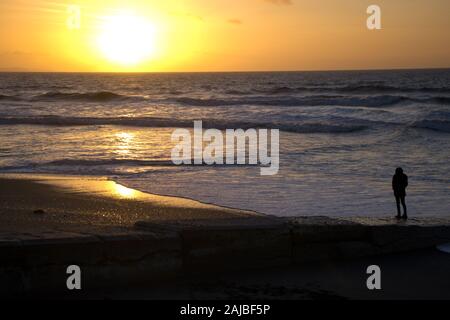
0,230 -> 182,295
2,216 -> 450,295
290,217 -> 368,243
137,217 -> 292,273
368,225 -> 450,254
136,216 -> 450,270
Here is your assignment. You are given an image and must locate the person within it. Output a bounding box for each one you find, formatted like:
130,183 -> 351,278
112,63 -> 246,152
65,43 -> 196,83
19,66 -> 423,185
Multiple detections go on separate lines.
392,167 -> 408,219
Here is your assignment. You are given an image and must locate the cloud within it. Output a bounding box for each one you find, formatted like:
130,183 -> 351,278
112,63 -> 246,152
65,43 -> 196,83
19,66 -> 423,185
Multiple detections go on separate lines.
263,0 -> 292,5
186,13 -> 204,21
0,51 -> 28,56
227,19 -> 243,25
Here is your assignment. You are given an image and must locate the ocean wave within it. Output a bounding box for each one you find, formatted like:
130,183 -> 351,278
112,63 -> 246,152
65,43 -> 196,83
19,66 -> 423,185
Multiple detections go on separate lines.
0,159 -> 258,175
276,123 -> 367,133
0,94 -> 20,101
3,90 -> 449,107
336,85 -> 450,94
413,120 -> 450,133
32,91 -> 146,102
267,86 -> 297,94
0,115 -> 369,134
173,95 -> 450,107
424,96 -> 450,104
173,95 -> 411,107
255,85 -> 450,95
46,158 -> 174,167
0,162 -> 156,175
0,159 -> 177,176
44,159 -> 258,168
223,89 -> 253,95
0,116 -> 192,127
424,110 -> 450,120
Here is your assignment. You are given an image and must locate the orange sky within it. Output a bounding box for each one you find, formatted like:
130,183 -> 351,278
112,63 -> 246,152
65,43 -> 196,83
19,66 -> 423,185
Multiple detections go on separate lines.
0,0 -> 449,72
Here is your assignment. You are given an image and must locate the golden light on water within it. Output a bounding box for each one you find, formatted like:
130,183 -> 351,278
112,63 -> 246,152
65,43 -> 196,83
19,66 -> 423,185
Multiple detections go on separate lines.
34,178 -> 140,200
115,132 -> 135,156
113,183 -> 138,199
116,132 -> 134,141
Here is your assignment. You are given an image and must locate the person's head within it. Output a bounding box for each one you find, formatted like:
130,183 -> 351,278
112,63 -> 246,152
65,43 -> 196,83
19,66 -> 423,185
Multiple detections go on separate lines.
395,167 -> 403,175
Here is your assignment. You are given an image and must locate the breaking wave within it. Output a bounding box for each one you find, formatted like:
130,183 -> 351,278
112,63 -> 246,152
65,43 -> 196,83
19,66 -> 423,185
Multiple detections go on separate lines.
414,120 -> 450,133
255,85 -> 450,95
173,95 -> 450,107
0,159 -> 258,176
0,94 -> 20,101
1,90 -> 449,108
0,115 -> 368,133
47,159 -> 174,167
32,91 -> 145,102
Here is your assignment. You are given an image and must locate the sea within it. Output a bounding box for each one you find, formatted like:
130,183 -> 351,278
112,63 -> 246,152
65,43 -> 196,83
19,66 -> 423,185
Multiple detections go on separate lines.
0,69 -> 449,217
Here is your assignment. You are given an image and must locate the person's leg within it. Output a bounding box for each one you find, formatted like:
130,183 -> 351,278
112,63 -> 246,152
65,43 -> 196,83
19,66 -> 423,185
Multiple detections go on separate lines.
401,196 -> 407,219
395,196 -> 401,218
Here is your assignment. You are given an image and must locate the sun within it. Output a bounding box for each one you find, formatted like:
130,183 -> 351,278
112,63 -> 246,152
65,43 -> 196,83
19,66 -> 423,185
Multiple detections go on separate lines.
97,12 -> 156,66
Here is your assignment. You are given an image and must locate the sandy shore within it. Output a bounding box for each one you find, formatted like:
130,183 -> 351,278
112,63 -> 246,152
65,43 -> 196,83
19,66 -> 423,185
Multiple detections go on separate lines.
0,174 -> 259,234
1,174 -> 450,300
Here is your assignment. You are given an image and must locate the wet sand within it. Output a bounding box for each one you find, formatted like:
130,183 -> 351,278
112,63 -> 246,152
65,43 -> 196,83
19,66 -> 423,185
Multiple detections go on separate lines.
0,174 -> 259,234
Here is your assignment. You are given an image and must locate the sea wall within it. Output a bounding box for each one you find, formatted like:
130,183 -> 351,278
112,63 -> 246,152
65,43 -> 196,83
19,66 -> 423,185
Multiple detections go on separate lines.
1,216 -> 450,296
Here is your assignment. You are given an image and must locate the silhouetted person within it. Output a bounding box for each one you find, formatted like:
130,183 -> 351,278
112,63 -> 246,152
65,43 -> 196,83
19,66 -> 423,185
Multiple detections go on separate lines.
392,167 -> 408,219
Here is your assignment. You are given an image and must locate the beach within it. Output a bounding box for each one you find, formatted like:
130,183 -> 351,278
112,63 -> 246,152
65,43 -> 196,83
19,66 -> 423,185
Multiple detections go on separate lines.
0,69 -> 449,300
1,174 -> 450,299
0,174 -> 269,297
0,174 -> 257,234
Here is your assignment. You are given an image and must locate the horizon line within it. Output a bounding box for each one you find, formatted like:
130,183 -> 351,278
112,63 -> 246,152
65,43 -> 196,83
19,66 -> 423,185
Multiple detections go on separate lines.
1,66 -> 449,74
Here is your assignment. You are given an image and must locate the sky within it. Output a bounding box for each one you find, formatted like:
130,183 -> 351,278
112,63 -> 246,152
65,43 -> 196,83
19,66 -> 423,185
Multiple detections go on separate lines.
0,0 -> 449,72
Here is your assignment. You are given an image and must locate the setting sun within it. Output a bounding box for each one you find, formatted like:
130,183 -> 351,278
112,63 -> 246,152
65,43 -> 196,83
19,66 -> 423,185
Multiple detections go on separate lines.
0,0 -> 449,72
97,11 -> 157,66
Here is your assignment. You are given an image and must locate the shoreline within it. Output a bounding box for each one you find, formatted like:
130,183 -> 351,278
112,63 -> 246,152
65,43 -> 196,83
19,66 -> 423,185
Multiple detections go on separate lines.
0,173 -> 259,234
1,173 -> 450,298
2,172 -> 450,232
3,172 -> 447,221
1,172 -> 264,217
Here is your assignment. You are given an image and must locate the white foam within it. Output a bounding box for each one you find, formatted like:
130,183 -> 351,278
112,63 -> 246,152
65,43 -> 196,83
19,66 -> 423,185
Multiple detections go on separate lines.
437,243 -> 450,254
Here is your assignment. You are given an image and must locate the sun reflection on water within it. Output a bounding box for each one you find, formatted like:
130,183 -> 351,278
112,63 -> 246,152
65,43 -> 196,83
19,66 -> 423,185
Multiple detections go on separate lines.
115,132 -> 135,155
112,183 -> 138,199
